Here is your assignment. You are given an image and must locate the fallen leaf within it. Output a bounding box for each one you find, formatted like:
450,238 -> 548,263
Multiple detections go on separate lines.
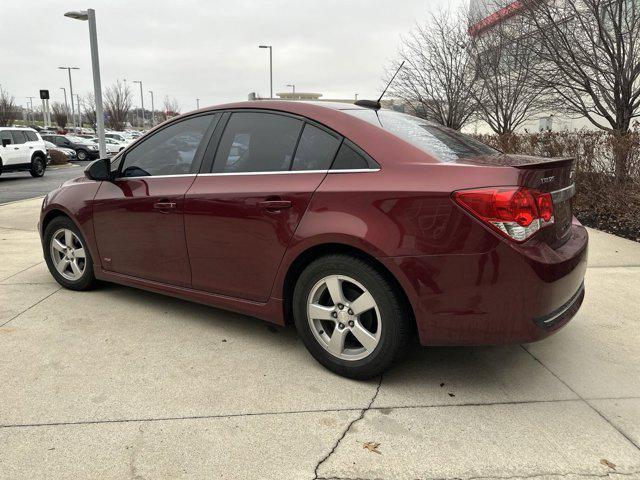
440,383 -> 445,387
600,459 -> 616,470
448,393 -> 455,397
362,442 -> 382,454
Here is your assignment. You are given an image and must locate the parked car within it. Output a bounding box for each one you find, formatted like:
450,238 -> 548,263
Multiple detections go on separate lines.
88,137 -> 125,155
105,132 -> 133,145
40,134 -> 100,161
0,127 -> 47,177
38,102 -> 588,379
44,140 -> 77,161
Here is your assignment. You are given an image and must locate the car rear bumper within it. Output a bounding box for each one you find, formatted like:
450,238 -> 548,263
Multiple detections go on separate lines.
381,221 -> 588,346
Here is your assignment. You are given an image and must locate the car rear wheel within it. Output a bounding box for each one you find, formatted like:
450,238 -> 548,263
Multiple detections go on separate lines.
29,155 -> 46,177
293,254 -> 410,379
76,149 -> 88,161
43,216 -> 97,291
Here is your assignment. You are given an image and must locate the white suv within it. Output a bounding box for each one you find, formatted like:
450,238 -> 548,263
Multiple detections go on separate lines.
0,127 -> 48,177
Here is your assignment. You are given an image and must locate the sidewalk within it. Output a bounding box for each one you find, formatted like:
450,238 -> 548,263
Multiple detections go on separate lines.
1,197 -> 639,479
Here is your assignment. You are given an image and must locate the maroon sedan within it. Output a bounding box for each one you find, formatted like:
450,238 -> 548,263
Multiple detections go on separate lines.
39,101 -> 587,379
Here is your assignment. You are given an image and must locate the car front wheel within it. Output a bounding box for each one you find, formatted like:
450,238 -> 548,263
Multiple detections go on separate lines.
293,254 -> 410,379
43,216 -> 97,290
76,149 -> 88,161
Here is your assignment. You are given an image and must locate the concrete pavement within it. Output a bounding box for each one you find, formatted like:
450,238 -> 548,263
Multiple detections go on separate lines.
1,197 -> 639,479
0,163 -> 83,204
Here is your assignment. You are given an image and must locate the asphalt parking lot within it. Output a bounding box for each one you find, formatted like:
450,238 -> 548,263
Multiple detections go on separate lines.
1,197 -> 639,479
0,163 -> 83,204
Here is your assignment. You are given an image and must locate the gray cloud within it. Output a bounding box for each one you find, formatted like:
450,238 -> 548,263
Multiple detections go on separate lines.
1,0 -> 461,113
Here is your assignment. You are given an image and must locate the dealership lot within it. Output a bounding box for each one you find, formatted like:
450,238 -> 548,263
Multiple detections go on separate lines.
0,164 -> 82,204
1,197 -> 639,479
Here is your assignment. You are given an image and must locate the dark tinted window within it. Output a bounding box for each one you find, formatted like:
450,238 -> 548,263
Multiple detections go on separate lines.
292,124 -> 340,171
10,131 -> 27,144
331,142 -> 370,170
120,114 -> 214,177
25,131 -> 38,142
0,130 -> 12,144
345,110 -> 498,163
213,112 -> 303,173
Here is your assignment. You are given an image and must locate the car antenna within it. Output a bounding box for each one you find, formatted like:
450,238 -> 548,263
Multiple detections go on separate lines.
354,61 -> 405,110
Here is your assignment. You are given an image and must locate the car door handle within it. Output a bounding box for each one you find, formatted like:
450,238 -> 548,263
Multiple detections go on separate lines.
153,201 -> 177,212
258,200 -> 292,211
29,146 -> 34,149
13,147 -> 19,150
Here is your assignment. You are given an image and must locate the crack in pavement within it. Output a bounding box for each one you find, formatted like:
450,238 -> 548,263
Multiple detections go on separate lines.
313,375 -> 383,480
521,345 -> 640,453
0,261 -> 44,283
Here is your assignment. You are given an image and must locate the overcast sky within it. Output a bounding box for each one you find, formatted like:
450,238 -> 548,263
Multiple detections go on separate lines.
1,0 -> 462,112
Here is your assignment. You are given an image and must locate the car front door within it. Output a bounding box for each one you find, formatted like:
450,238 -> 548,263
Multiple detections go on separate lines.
92,113 -> 219,287
184,111 -> 342,302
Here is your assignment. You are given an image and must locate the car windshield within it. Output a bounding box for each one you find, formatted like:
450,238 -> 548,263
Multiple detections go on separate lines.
344,109 -> 499,163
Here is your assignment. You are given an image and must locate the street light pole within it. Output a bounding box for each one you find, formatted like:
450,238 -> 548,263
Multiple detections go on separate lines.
148,90 -> 155,126
133,80 -> 144,128
59,66 -> 79,129
258,45 -> 273,99
76,94 -> 82,128
27,97 -> 35,124
196,98 -> 200,109
286,84 -> 296,95
64,9 -> 106,156
60,87 -> 68,116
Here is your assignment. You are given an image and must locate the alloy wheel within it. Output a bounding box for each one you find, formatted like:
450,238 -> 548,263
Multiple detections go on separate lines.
49,228 -> 86,281
307,274 -> 381,361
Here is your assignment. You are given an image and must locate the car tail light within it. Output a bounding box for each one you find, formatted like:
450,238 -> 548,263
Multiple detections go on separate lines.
453,186 -> 554,242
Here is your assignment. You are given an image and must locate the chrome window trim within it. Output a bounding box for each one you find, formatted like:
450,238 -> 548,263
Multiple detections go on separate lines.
197,168 -> 380,177
114,173 -> 197,180
551,184 -> 575,203
113,168 -> 381,179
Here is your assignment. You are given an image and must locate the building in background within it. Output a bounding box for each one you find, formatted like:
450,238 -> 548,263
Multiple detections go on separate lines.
247,92 -> 405,111
467,0 -> 593,133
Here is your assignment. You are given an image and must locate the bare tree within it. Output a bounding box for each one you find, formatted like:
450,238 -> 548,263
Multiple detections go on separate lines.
51,102 -> 68,129
523,0 -> 640,178
163,96 -> 180,120
82,92 -> 97,131
105,80 -> 132,131
468,14 -> 549,141
390,9 -> 477,130
0,88 -> 18,127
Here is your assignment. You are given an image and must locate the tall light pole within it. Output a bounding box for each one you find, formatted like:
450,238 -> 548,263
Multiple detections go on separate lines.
60,87 -> 68,116
148,90 -> 155,126
26,97 -> 35,124
286,84 -> 296,95
258,45 -> 273,99
59,66 -> 79,129
64,9 -> 106,156
76,94 -> 82,128
133,80 -> 144,129
196,98 -> 200,109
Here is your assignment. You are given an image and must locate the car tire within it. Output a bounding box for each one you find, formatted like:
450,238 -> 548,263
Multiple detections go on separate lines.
293,254 -> 410,379
43,216 -> 97,291
29,155 -> 46,177
76,149 -> 88,161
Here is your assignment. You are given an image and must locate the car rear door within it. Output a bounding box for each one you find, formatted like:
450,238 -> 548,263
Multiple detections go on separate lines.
0,130 -> 20,166
184,111 -> 341,302
92,113 -> 219,287
10,131 -> 30,165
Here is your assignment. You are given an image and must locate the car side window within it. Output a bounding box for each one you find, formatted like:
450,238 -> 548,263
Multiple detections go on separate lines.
291,124 -> 341,171
213,112 -> 303,173
0,130 -> 12,145
25,131 -> 38,142
119,114 -> 215,178
331,142 -> 374,170
10,131 -> 27,144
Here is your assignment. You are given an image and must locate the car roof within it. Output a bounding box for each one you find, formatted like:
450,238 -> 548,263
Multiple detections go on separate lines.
0,126 -> 38,132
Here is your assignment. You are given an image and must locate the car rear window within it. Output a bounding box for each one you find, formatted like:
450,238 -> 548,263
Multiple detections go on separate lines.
10,131 -> 27,144
344,109 -> 499,163
292,124 -> 340,171
25,131 -> 38,142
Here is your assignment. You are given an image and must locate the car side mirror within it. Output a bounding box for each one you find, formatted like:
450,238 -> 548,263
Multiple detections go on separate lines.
84,158 -> 112,181
1,139 -> 11,147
